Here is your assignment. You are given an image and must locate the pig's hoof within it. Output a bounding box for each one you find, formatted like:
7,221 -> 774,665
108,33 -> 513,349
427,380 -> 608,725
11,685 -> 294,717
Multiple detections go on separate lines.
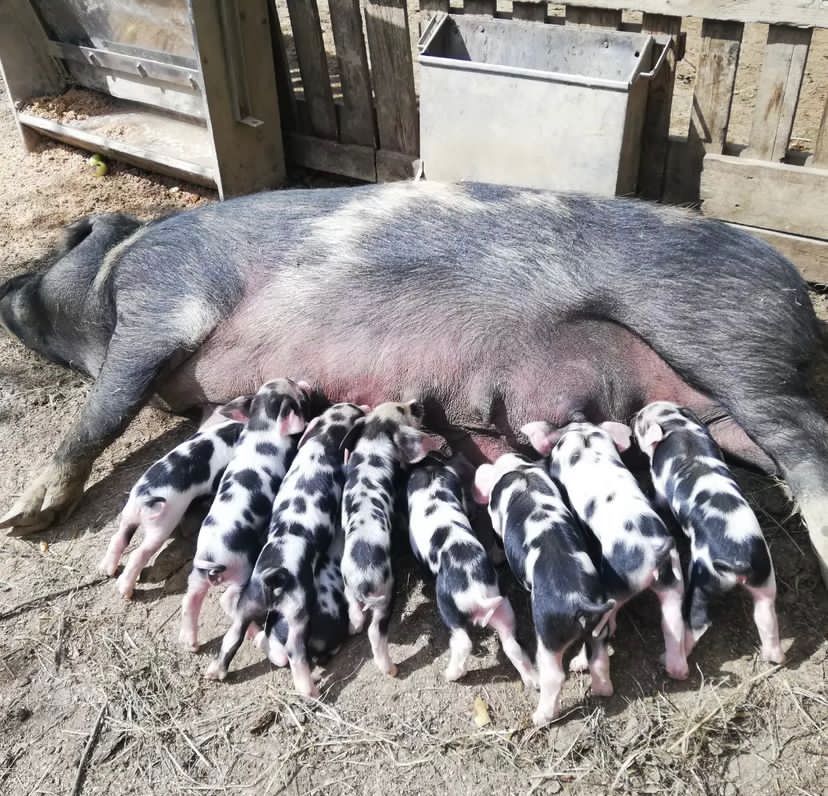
253,630 -> 266,649
204,660 -> 227,681
591,680 -> 614,698
298,683 -> 320,699
532,708 -> 557,727
666,661 -> 690,680
761,646 -> 785,665
444,665 -> 466,682
382,662 -> 399,678
0,464 -> 86,533
98,556 -> 118,578
522,669 -> 540,691
115,576 -> 135,601
178,632 -> 200,653
269,649 -> 288,667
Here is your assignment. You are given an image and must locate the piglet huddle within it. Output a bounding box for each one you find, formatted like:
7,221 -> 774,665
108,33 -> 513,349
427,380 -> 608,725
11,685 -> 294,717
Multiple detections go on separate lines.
100,384 -> 783,727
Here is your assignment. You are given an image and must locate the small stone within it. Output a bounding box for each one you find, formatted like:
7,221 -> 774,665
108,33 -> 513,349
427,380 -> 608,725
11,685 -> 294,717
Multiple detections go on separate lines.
247,709 -> 277,736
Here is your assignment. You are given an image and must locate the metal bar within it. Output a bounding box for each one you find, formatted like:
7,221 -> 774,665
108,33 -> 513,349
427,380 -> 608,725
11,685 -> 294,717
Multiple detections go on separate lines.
218,0 -> 263,128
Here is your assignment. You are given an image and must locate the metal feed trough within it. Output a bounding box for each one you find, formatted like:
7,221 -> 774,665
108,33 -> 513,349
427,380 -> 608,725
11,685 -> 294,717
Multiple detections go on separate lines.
418,13 -> 672,196
0,0 -> 285,198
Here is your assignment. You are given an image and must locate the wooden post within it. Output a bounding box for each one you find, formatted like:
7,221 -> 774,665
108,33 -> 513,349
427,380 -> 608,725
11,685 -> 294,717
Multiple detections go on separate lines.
513,2 -> 547,22
365,0 -> 419,179
191,0 -> 286,198
746,24 -> 812,162
813,96 -> 828,168
329,0 -> 376,147
637,13 -> 682,200
463,1 -> 496,15
285,0 -> 338,141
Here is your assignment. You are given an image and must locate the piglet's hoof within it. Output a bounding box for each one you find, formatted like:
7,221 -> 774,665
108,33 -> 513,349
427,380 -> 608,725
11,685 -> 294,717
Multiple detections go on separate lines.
444,665 -> 466,682
532,709 -> 557,728
761,646 -> 786,665
178,631 -> 200,653
115,576 -> 136,601
384,663 -> 399,678
590,680 -> 614,698
521,669 -> 540,691
665,661 -> 690,681
204,660 -> 227,681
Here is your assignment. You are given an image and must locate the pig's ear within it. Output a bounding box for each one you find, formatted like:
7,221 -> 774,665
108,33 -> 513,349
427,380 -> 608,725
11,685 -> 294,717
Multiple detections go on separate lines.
278,404 -> 307,436
358,404 -> 371,413
339,417 -> 366,460
297,416 -> 322,449
473,464 -> 497,505
218,395 -> 253,422
394,428 -> 443,465
601,421 -> 632,452
640,422 -> 664,453
296,379 -> 312,394
520,421 -> 559,456
261,566 -> 291,598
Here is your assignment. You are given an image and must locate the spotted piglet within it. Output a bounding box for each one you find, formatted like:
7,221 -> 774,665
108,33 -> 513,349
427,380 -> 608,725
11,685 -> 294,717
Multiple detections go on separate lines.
341,401 -> 441,676
99,403 -> 245,598
406,455 -> 537,686
474,454 -> 614,725
522,421 -> 689,680
205,403 -> 365,694
179,378 -> 309,651
633,401 -> 784,663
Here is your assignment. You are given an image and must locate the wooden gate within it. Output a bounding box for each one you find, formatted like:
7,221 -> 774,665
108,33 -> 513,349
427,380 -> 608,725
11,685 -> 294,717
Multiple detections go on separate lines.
271,0 -> 420,182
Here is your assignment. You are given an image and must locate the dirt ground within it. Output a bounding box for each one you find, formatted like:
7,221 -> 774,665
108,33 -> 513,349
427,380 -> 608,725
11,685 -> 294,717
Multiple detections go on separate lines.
1,9 -> 828,796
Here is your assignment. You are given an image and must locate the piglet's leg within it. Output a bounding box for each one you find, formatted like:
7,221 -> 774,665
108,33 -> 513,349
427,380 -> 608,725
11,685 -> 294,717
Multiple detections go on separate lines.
587,637 -> 613,697
367,600 -> 398,677
285,621 -> 318,698
652,550 -> 689,680
116,524 -> 177,600
99,518 -> 139,577
533,641 -> 566,727
445,628 -> 473,682
745,575 -> 785,664
569,644 -> 589,673
683,561 -> 714,658
205,617 -> 250,681
487,598 -> 539,690
344,586 -> 365,634
179,569 -> 210,651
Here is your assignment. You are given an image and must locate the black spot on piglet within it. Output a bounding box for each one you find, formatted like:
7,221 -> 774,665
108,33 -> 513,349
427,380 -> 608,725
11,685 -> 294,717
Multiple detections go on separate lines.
234,469 -> 263,492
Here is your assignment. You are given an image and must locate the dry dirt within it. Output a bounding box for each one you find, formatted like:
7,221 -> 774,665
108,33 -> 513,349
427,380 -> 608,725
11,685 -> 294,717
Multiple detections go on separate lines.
2,9 -> 828,796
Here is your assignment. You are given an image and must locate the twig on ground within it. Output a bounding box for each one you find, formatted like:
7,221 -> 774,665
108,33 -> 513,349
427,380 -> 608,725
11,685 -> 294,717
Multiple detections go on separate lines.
0,576 -> 106,621
71,702 -> 108,796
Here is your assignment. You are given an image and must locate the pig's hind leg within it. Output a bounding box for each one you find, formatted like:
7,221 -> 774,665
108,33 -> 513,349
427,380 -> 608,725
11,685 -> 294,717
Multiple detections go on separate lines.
367,597 -> 398,677
0,300 -> 223,533
652,548 -> 689,679
745,570 -> 785,664
180,568 -> 211,651
486,598 -> 539,689
586,635 -> 613,697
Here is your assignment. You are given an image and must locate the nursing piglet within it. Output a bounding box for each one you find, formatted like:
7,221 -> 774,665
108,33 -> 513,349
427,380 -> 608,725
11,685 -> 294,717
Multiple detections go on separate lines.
341,401 -> 441,676
474,453 -> 614,725
407,455 -> 537,686
99,403 -> 245,598
206,403 -> 365,693
522,421 -> 689,680
633,401 -> 784,663
179,377 -> 308,651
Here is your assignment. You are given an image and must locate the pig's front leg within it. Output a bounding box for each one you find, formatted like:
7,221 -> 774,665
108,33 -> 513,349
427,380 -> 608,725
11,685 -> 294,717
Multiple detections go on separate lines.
99,513 -> 140,578
487,598 -> 538,689
587,636 -> 613,697
205,616 -> 251,681
180,569 -> 211,651
533,641 -> 566,727
651,549 -> 688,680
285,620 -> 317,698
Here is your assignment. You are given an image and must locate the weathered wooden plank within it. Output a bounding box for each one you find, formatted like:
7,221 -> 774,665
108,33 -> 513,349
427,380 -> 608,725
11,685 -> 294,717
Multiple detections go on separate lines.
191,0 -> 285,198
637,14 -> 683,200
286,132 -> 377,181
565,6 -> 622,27
286,0 -> 338,140
700,154 -> 828,239
747,24 -> 812,161
420,0 -> 450,9
513,2 -> 548,22
329,0 -> 376,146
550,2 -> 828,28
726,223 -> 828,284
364,0 -> 419,157
267,1 -> 299,133
813,96 -> 828,167
463,0 -> 497,14
376,149 -> 419,181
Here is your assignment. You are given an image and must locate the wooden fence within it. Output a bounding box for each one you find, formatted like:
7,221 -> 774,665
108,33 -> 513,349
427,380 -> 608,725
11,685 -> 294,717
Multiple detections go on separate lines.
276,1 -> 827,281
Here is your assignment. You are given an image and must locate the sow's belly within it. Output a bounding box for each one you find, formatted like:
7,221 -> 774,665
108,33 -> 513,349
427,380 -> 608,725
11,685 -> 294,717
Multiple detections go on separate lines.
158,312 -> 712,445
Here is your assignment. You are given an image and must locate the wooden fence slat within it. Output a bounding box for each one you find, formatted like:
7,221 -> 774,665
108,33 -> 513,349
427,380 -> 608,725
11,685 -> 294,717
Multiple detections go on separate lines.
267,2 -> 299,133
329,0 -> 376,146
548,2 -> 828,28
420,0 -> 450,9
565,6 -> 622,28
637,13 -> 682,199
746,24 -> 812,161
701,154 -> 828,239
809,93 -> 828,167
287,132 -> 377,181
730,224 -> 828,284
286,0 -> 338,140
513,2 -> 547,22
463,1 -> 497,15
364,0 -> 419,159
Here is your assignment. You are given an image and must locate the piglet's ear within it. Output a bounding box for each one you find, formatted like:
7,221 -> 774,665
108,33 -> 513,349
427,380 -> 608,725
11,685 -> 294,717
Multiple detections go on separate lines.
297,380 -> 312,394
297,416 -> 322,449
520,421 -> 558,456
218,395 -> 253,422
641,423 -> 664,453
279,409 -> 306,436
601,421 -> 632,452
395,428 -> 443,465
473,464 -> 497,505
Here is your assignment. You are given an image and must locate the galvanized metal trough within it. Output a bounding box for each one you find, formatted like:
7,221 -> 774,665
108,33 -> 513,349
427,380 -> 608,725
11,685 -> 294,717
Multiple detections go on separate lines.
418,13 -> 672,196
